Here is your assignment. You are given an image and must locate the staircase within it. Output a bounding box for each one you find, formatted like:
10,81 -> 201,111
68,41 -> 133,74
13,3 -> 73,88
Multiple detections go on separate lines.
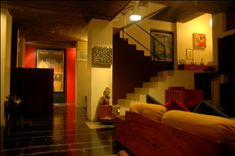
113,33 -> 173,107
113,31 -> 206,115
117,70 -> 197,115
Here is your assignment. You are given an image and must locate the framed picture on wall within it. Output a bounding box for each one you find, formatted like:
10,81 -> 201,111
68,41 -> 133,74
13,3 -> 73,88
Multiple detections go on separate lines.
150,30 -> 174,61
193,33 -> 206,48
186,48 -> 193,60
36,49 -> 65,92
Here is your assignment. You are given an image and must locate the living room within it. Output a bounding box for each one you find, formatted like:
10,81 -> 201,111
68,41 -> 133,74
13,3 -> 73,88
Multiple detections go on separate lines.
1,1 -> 235,155
2,1 -> 235,121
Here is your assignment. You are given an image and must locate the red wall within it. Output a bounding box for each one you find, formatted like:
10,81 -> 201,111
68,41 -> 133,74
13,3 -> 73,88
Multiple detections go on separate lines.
24,47 -> 36,68
66,48 -> 76,103
24,47 -> 76,103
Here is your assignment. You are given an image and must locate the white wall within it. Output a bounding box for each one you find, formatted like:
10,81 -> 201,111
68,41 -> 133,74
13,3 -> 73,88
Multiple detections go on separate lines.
76,41 -> 88,108
87,19 -> 113,121
1,9 -> 12,126
177,14 -> 213,65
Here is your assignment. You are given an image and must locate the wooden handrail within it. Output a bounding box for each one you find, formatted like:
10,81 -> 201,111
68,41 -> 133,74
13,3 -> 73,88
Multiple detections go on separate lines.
122,30 -> 156,57
115,7 -> 168,59
136,23 -> 166,49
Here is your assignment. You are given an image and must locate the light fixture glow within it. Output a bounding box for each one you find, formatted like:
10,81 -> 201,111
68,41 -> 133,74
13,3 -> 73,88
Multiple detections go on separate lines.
209,18 -> 213,27
129,1 -> 142,21
130,14 -> 142,21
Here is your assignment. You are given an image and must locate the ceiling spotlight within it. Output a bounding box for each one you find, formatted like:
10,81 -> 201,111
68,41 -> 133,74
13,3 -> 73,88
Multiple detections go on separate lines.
130,14 -> 142,21
129,1 -> 142,21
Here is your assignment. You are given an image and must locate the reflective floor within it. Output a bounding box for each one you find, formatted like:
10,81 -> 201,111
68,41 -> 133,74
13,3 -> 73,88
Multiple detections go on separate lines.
0,104 -> 124,156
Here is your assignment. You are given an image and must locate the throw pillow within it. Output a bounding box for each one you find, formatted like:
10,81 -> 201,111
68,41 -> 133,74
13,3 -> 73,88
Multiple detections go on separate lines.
164,99 -> 189,111
129,103 -> 167,121
146,94 -> 161,105
193,101 -> 228,118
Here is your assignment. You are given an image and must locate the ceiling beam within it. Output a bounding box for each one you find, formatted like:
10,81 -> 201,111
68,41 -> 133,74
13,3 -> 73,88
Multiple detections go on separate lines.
26,41 -> 77,49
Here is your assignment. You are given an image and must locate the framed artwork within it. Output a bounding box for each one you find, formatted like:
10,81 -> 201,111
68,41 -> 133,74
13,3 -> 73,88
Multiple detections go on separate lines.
150,30 -> 174,61
92,46 -> 112,67
36,49 -> 65,92
193,33 -> 206,48
186,48 -> 193,60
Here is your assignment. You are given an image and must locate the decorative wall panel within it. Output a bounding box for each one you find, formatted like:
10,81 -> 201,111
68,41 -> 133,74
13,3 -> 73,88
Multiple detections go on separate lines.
92,46 -> 112,67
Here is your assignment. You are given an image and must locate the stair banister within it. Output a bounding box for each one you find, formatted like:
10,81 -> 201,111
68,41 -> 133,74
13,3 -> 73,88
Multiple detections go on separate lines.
136,24 -> 166,49
120,25 -> 166,59
121,29 -> 156,57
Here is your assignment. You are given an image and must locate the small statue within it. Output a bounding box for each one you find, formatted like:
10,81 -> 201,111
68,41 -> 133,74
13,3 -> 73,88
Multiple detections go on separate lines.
98,87 -> 111,106
94,87 -> 112,122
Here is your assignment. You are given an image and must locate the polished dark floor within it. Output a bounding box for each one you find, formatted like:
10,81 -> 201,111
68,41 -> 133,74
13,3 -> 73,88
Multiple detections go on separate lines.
0,104 -> 122,156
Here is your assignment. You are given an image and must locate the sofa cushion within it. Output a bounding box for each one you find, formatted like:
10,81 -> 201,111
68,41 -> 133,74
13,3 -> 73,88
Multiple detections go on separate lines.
193,101 -> 228,118
162,110 -> 235,144
164,99 -> 189,111
129,103 -> 167,121
146,94 -> 161,105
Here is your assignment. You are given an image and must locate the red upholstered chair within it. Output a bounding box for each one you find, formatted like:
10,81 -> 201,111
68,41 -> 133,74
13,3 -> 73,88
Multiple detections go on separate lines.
97,105 -> 113,121
96,105 -> 120,122
165,87 -> 204,110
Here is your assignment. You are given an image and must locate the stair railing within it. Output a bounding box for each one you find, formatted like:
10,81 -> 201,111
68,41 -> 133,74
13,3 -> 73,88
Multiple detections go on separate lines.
121,30 -> 156,57
136,24 -> 167,60
120,24 -> 166,60
136,24 -> 166,49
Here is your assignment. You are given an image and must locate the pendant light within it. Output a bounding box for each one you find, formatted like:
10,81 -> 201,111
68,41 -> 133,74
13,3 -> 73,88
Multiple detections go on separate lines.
130,1 -> 141,21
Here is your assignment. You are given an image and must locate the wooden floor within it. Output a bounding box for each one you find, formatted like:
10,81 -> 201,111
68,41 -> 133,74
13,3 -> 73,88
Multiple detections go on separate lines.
0,104 -> 124,156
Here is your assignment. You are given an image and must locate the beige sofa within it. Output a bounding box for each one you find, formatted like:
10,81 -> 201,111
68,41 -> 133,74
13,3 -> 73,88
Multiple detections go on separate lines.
115,104 -> 235,156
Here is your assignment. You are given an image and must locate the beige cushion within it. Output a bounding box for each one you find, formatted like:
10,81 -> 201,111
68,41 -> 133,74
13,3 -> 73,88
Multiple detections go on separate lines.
162,110 -> 235,152
129,103 -> 167,121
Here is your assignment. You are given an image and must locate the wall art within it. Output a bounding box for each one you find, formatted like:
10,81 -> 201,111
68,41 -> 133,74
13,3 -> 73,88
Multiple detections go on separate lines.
193,33 -> 206,48
92,46 -> 112,67
150,30 -> 174,61
36,48 -> 65,92
186,48 -> 193,60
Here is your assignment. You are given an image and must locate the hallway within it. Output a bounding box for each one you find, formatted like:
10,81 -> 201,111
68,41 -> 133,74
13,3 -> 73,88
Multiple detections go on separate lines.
1,104 -> 119,156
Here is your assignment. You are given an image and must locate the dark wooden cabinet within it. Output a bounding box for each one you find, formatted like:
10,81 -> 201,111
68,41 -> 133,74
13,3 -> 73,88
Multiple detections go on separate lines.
11,68 -> 54,119
218,34 -> 235,73
194,72 -> 211,100
218,33 -> 235,116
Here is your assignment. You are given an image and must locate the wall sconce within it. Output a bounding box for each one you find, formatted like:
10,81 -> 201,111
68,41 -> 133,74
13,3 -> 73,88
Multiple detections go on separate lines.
129,1 -> 142,21
209,18 -> 213,27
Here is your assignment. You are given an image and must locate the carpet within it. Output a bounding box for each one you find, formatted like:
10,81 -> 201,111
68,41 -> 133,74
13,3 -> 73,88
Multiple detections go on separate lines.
85,121 -> 114,129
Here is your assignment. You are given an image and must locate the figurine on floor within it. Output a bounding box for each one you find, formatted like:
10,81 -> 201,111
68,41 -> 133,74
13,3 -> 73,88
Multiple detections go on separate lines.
95,87 -> 113,122
99,87 -> 111,106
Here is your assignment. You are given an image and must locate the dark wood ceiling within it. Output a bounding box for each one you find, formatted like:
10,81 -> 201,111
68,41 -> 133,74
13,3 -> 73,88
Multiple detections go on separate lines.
151,7 -> 205,23
1,0 -> 129,47
1,1 -> 235,48
151,1 -> 235,22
